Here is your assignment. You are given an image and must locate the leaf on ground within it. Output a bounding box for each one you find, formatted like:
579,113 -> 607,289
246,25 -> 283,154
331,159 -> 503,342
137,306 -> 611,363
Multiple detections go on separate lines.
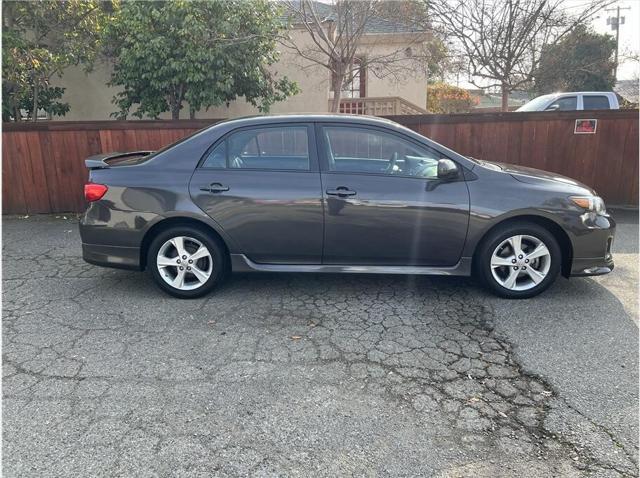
290,335 -> 302,340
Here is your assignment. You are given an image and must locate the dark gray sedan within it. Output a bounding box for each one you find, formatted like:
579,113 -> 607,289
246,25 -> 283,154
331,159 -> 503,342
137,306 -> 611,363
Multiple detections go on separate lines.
79,114 -> 615,299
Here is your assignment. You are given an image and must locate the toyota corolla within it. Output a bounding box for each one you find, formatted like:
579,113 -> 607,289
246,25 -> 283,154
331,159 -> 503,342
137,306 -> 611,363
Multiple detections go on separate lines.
79,114 -> 615,299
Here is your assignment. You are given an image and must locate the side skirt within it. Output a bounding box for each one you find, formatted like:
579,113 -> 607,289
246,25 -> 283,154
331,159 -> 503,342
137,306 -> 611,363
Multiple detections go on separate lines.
230,254 -> 472,276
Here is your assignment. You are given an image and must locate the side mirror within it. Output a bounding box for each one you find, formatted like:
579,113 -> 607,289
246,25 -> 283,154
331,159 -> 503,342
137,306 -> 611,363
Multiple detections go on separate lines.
437,159 -> 459,180
545,104 -> 560,111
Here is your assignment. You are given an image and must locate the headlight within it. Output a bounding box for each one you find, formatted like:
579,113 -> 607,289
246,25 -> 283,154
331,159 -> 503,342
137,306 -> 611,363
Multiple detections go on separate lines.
570,195 -> 607,215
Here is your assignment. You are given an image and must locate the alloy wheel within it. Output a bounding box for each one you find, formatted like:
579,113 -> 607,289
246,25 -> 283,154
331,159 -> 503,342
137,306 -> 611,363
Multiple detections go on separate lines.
490,234 -> 551,291
156,236 -> 213,290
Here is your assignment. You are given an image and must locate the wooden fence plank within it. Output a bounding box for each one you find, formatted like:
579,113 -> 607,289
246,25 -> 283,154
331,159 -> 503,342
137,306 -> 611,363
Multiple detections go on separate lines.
2,133 -> 27,214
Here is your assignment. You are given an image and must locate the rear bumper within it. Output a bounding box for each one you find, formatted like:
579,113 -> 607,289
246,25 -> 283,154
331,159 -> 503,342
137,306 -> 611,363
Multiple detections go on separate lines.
82,243 -> 141,271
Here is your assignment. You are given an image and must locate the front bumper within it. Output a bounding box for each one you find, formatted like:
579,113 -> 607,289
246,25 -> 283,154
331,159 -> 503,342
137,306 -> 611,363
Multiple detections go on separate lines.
569,214 -> 615,277
570,256 -> 614,276
82,243 -> 141,271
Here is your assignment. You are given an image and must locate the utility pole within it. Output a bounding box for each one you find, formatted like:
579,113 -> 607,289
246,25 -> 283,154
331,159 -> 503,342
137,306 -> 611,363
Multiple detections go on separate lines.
605,4 -> 631,80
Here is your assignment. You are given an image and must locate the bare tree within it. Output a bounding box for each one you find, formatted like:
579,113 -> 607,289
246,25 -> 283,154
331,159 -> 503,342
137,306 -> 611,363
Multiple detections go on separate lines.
429,0 -> 613,111
280,0 -> 442,112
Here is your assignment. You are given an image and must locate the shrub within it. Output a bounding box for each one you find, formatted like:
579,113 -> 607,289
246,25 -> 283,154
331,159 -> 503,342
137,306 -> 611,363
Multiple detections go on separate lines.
426,82 -> 479,114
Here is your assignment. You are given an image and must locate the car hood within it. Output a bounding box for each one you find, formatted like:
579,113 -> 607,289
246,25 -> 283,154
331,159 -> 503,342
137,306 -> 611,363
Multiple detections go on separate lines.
476,159 -> 595,194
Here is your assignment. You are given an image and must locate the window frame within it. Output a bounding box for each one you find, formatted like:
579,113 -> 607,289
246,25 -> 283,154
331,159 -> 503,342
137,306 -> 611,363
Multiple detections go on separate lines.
197,123 -> 319,173
315,123 -> 457,181
330,58 -> 366,98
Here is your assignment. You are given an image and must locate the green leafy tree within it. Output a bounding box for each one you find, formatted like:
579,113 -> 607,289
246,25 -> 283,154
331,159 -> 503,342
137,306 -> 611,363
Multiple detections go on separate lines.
2,0 -> 111,121
534,25 -> 616,94
104,0 -> 298,120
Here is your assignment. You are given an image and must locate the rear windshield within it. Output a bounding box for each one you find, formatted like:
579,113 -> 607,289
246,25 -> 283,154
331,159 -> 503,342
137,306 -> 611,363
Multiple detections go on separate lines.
145,124 -> 216,160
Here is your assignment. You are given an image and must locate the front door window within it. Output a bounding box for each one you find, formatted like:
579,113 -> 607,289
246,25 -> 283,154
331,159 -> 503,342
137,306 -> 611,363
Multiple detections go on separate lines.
323,126 -> 441,179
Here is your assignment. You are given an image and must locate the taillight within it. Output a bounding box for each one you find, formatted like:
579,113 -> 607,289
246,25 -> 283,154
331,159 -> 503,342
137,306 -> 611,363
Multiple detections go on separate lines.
84,183 -> 108,202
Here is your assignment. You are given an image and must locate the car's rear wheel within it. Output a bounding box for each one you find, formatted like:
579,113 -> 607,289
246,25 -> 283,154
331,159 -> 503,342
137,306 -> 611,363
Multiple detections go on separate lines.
476,222 -> 561,299
147,226 -> 227,298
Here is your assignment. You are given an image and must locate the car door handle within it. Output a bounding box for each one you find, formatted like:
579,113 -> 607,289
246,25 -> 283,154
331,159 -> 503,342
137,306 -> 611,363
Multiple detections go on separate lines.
200,183 -> 229,193
326,187 -> 356,197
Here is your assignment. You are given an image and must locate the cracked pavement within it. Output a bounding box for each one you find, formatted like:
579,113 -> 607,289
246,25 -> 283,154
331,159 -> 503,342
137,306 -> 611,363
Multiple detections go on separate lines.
3,211 -> 638,477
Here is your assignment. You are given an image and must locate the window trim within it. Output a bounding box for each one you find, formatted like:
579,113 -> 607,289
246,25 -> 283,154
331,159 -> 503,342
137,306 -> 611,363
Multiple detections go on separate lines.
315,123 -> 457,181
197,123 -> 319,172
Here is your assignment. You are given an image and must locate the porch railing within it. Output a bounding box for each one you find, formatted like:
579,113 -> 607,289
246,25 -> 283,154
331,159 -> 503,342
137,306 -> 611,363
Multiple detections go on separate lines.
333,96 -> 428,116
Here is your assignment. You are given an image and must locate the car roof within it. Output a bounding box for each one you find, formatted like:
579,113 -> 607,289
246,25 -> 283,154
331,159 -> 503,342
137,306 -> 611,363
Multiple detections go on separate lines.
548,91 -> 614,96
214,113 -> 403,129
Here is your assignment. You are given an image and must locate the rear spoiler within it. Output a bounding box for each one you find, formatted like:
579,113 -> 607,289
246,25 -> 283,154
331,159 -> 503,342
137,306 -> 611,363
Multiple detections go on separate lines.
84,151 -> 154,169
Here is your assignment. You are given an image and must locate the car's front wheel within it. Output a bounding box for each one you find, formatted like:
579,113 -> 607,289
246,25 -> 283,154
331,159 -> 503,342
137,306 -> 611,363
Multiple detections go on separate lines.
476,222 -> 561,299
147,226 -> 227,298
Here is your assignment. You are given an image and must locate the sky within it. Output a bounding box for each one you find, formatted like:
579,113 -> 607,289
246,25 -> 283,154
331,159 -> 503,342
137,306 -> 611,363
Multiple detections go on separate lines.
588,0 -> 639,81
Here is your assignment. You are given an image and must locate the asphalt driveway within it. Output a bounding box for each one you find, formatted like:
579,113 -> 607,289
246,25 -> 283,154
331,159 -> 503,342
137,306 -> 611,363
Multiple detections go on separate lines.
3,210 -> 638,477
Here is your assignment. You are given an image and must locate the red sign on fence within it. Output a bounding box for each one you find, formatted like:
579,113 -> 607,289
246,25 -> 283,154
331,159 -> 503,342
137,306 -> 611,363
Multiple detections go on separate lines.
574,119 -> 597,134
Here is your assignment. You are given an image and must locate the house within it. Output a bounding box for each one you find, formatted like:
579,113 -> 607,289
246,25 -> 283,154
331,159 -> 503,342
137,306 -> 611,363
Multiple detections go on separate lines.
614,79 -> 639,107
51,2 -> 430,121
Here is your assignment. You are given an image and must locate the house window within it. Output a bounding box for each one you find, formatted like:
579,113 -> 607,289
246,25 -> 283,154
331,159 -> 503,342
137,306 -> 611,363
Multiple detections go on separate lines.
331,58 -> 366,98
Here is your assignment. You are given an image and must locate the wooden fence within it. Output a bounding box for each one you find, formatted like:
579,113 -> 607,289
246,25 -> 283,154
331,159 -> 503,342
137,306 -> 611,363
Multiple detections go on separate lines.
2,110 -> 638,214
387,109 -> 638,208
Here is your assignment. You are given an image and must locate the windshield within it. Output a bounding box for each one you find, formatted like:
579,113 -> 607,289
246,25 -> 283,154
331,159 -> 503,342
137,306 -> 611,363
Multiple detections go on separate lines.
516,94 -> 554,112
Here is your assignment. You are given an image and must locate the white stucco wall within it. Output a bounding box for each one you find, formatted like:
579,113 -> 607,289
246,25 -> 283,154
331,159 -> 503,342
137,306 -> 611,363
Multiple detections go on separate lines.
51,29 -> 428,120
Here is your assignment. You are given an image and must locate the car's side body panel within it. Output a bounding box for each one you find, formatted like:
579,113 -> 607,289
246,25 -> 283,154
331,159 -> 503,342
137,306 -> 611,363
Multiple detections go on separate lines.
319,172 -> 470,266
188,122 -> 324,264
190,169 -> 324,264
229,253 -> 473,276
313,122 -> 471,266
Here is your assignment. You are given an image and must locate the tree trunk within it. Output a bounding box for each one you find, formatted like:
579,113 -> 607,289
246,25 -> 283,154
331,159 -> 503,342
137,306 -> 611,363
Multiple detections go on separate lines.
31,82 -> 39,122
169,85 -> 185,120
330,72 -> 344,112
500,83 -> 509,112
189,107 -> 196,120
170,100 -> 180,120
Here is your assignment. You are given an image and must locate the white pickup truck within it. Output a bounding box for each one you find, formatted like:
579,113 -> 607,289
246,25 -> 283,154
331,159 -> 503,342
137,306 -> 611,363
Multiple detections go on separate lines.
516,91 -> 619,112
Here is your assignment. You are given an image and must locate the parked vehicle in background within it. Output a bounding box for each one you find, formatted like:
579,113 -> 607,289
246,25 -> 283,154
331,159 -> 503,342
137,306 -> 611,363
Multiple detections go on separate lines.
79,115 -> 615,300
516,92 -> 619,112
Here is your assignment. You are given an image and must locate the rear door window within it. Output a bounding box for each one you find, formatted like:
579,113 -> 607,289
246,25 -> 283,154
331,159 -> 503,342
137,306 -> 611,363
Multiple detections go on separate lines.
583,95 -> 610,110
202,126 -> 310,170
228,127 -> 309,170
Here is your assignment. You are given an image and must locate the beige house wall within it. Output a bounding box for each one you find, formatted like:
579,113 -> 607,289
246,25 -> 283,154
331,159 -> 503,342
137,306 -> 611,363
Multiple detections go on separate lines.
357,35 -> 427,108
51,29 -> 428,121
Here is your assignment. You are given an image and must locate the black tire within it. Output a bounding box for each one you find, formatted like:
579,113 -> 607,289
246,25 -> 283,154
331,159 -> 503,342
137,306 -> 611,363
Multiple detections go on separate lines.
147,225 -> 227,299
476,222 -> 561,299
